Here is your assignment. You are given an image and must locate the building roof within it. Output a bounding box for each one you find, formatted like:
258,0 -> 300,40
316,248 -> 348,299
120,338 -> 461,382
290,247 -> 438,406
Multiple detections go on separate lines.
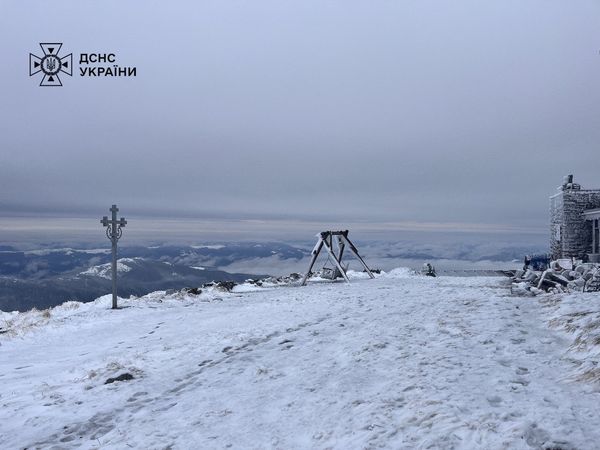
583,208 -> 600,220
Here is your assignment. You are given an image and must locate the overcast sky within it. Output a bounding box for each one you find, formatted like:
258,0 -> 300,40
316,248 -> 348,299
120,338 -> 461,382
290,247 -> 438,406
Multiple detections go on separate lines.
1,1 -> 599,241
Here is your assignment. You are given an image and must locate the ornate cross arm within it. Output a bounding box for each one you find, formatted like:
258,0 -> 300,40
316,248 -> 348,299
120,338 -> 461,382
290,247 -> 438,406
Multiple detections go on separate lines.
101,205 -> 127,243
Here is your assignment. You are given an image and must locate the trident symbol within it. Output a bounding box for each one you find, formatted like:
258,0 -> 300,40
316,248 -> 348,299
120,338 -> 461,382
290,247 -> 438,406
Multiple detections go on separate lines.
46,57 -> 56,72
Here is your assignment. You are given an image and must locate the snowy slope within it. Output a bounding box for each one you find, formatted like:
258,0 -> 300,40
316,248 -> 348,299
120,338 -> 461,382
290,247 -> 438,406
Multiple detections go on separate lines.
1,270 -> 600,449
79,259 -> 136,279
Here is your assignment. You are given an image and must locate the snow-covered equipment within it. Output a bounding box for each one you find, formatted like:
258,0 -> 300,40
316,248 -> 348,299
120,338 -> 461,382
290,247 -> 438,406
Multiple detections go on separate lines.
300,230 -> 374,286
421,263 -> 436,277
319,263 -> 349,280
523,254 -> 550,271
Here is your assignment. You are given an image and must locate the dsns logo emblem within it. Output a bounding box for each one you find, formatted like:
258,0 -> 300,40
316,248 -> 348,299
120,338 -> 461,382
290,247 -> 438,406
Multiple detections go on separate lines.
29,43 -> 72,86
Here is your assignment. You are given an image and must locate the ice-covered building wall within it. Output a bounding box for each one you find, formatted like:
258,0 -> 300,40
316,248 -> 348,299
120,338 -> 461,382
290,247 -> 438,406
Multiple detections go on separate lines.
550,175 -> 600,260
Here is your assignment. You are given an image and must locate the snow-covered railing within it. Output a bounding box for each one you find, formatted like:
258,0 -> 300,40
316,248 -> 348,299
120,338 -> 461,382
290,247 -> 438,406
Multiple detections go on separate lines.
437,269 -> 515,277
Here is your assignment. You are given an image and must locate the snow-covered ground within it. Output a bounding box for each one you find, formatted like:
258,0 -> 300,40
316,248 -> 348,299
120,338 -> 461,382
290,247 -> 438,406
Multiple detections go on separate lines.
1,270 -> 600,449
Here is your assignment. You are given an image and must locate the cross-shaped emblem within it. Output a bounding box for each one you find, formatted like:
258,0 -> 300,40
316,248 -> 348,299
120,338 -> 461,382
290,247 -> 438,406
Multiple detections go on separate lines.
29,43 -> 72,87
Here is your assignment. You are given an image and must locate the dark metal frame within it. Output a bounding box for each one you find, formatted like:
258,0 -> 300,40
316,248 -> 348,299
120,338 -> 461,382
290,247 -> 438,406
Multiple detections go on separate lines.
301,230 -> 374,286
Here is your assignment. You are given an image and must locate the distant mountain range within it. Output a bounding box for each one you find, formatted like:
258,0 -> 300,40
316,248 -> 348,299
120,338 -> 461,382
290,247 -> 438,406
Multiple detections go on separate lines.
0,243 -> 306,280
0,243 -> 305,312
0,238 -> 545,312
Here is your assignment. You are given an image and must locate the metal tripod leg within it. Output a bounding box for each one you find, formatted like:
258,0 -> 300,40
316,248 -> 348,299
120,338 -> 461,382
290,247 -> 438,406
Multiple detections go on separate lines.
301,238 -> 324,286
323,238 -> 350,283
342,235 -> 374,278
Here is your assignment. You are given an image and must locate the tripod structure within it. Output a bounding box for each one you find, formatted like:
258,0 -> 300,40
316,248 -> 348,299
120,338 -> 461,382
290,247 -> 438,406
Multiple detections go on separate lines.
301,230 -> 374,286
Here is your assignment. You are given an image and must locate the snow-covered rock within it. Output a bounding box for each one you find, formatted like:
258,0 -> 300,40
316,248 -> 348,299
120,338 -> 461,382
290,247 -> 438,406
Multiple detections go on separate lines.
80,258 -> 140,279
512,261 -> 600,295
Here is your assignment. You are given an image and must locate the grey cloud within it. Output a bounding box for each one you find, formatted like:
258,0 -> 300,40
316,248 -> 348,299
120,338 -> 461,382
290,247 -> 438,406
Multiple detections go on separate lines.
0,0 -> 599,235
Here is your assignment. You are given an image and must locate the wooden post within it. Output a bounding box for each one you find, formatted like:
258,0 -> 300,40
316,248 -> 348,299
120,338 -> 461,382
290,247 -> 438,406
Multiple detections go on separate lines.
342,231 -> 374,279
300,237 -> 324,286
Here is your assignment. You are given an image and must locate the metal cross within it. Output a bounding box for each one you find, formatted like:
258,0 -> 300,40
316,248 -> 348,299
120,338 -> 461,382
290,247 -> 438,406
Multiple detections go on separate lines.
101,204 -> 127,309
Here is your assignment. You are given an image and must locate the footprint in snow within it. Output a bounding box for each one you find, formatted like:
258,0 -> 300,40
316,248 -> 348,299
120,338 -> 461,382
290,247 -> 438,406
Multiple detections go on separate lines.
523,423 -> 552,448
278,339 -> 294,350
127,391 -> 148,402
487,395 -> 503,406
